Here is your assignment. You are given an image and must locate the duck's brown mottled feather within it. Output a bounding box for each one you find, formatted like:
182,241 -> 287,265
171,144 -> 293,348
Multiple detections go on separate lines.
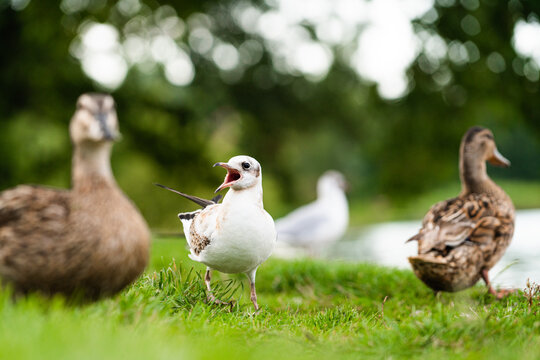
408,192 -> 514,292
0,180 -> 150,298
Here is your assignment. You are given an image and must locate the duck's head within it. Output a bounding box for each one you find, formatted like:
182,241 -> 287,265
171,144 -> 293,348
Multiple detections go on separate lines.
213,155 -> 262,193
317,170 -> 348,197
461,126 -> 510,167
70,93 -> 121,145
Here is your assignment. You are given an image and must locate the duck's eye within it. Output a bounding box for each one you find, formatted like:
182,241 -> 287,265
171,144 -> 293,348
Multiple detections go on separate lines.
242,162 -> 251,170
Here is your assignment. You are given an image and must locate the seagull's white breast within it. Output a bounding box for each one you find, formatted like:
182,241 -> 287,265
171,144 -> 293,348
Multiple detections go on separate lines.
198,200 -> 276,274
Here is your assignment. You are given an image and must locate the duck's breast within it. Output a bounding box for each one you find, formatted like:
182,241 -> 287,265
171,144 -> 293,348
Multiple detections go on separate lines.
68,186 -> 151,294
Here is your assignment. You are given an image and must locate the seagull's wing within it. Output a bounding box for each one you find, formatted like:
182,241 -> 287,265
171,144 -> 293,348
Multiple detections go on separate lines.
277,213 -> 328,236
154,183 -> 221,208
276,201 -> 332,245
178,204 -> 221,261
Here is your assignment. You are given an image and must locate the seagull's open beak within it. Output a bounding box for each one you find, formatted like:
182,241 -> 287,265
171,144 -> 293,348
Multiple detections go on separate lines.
488,148 -> 511,168
214,162 -> 241,193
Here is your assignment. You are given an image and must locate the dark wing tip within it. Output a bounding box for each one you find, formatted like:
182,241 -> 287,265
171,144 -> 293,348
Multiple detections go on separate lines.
211,194 -> 223,204
178,212 -> 197,220
154,183 -> 170,190
155,183 -> 215,208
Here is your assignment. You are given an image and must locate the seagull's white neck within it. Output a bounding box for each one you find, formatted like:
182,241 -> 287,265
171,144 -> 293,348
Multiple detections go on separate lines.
317,183 -> 344,200
222,182 -> 264,207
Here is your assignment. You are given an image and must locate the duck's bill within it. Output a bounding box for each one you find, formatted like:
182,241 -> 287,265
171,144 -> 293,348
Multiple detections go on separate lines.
214,162 -> 241,192
488,148 -> 511,167
96,113 -> 120,141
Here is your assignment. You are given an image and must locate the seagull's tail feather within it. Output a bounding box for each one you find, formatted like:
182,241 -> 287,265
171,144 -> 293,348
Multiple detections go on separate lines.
154,183 -> 220,208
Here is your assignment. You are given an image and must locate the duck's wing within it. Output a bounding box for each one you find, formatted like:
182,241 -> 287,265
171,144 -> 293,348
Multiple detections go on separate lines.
155,183 -> 222,208
0,185 -> 70,281
407,194 -> 504,254
0,185 -> 70,233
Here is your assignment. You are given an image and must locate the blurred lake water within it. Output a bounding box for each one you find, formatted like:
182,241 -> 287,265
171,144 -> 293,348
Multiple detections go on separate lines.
329,209 -> 540,289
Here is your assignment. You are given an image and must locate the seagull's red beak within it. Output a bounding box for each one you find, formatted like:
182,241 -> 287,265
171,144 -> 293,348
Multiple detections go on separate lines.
214,162 -> 241,193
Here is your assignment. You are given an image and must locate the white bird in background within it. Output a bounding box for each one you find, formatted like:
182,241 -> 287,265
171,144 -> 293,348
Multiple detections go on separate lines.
275,171 -> 349,256
156,155 -> 276,311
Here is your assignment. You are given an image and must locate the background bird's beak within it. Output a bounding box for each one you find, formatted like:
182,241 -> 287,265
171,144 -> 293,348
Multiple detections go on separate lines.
96,112 -> 118,141
488,148 -> 511,167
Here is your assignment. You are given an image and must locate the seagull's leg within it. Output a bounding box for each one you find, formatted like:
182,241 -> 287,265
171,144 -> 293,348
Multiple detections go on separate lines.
204,267 -> 229,306
481,269 -> 514,299
204,268 -> 223,304
246,269 -> 259,311
204,267 -> 213,290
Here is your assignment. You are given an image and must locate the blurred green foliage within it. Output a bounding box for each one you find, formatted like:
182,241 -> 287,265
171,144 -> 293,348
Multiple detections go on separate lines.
0,0 -> 539,230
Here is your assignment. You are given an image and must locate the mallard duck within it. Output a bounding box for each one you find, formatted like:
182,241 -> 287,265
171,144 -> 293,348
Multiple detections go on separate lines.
276,171 -> 348,255
407,126 -> 515,298
0,93 -> 150,298
157,156 -> 276,310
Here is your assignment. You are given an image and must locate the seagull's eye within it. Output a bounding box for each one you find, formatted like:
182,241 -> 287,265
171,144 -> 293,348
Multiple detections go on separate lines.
242,162 -> 251,170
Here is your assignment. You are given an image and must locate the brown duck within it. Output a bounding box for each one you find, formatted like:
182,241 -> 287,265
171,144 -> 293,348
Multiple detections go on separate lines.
407,126 -> 515,298
0,93 -> 150,299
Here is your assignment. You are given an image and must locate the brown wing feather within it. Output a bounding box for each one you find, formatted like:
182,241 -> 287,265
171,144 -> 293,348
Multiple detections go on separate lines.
410,193 -> 508,255
189,220 -> 211,255
0,185 -> 70,235
0,185 -> 71,287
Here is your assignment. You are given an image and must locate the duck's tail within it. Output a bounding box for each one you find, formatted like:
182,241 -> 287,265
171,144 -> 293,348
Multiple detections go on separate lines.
406,232 -> 421,243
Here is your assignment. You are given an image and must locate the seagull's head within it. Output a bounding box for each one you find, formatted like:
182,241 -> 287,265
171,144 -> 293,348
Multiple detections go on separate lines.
317,170 -> 348,196
213,155 -> 262,193
70,93 -> 121,145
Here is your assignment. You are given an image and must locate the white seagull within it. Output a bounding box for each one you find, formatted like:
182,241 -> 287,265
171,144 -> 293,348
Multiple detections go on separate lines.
156,156 -> 276,310
275,171 -> 349,255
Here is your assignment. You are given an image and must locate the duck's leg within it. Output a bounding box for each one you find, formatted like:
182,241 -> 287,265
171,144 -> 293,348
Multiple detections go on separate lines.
204,267 -> 228,305
481,269 -> 514,299
246,268 -> 259,311
481,269 -> 498,297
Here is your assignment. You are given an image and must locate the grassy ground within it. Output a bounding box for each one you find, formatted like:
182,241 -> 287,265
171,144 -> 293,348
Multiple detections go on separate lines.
0,238 -> 538,360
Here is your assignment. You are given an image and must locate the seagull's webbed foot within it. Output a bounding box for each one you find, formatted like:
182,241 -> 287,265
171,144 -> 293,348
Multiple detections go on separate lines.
204,268 -> 235,310
206,293 -> 235,311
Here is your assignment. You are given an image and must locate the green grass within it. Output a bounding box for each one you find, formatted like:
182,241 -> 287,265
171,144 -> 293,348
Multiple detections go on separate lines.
0,238 -> 538,360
